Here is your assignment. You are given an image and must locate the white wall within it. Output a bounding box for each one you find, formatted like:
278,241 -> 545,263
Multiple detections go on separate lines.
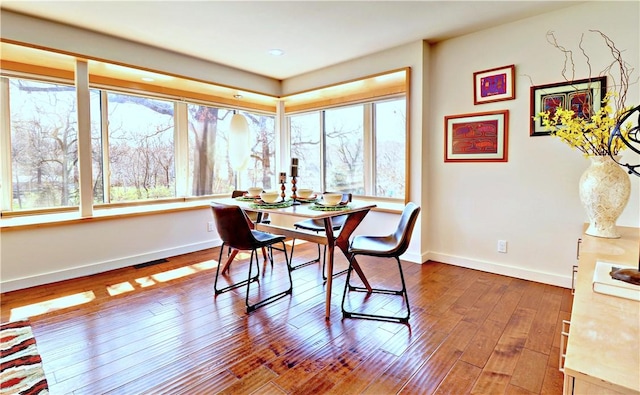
0,10 -> 281,96
427,1 -> 639,287
0,208 -> 219,291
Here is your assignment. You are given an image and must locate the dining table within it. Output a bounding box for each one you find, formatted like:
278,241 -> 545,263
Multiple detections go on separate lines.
210,196 -> 377,320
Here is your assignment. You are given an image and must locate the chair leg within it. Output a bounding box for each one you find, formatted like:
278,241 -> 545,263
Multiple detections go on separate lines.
214,243 -> 259,295
289,237 -> 322,271
341,255 -> 410,323
246,241 -> 293,313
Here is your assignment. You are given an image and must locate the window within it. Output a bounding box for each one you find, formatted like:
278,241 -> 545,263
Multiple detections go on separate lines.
187,105 -> 276,195
288,97 -> 406,198
1,74 -> 276,214
100,92 -> 176,202
290,112 -> 322,191
374,98 -> 406,197
8,78 -> 79,210
325,105 -> 364,193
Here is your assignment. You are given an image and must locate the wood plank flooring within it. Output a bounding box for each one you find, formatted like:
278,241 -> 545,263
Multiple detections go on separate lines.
0,241 -> 572,394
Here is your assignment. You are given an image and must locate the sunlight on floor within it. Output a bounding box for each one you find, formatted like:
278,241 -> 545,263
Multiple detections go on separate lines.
9,259 -> 222,319
10,291 -> 96,321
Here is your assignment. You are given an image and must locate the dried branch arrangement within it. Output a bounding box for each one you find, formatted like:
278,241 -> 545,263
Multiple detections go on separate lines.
545,29 -> 636,116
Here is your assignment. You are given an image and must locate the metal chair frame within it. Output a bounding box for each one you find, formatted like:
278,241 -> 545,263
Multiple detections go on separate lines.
211,203 -> 293,313
289,193 -> 351,279
341,202 -> 421,324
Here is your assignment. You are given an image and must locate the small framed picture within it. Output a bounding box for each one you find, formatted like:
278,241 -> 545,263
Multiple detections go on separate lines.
473,65 -> 515,105
444,110 -> 509,162
530,76 -> 606,136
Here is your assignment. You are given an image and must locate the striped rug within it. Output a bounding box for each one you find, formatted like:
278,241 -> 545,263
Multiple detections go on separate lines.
0,320 -> 49,395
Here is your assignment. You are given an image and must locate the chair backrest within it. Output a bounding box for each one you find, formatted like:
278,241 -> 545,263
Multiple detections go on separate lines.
231,190 -> 247,198
390,202 -> 421,257
210,203 -> 258,250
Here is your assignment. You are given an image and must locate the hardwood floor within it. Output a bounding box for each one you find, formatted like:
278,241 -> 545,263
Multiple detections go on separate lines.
0,242 -> 572,394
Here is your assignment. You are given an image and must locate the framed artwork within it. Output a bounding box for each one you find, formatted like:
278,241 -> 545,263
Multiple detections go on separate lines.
444,110 -> 509,162
473,65 -> 515,104
529,76 -> 606,136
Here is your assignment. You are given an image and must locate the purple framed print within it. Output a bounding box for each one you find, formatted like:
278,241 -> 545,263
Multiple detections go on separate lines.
473,65 -> 515,105
444,110 -> 509,162
529,76 -> 606,136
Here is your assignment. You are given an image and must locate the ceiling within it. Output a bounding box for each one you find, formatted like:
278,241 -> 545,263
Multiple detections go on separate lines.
1,1 -> 578,81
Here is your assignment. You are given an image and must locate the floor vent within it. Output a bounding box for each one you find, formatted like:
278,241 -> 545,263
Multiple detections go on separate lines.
133,259 -> 169,269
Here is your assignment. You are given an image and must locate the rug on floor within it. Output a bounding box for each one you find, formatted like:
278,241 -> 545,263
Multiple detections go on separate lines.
1,320 -> 49,395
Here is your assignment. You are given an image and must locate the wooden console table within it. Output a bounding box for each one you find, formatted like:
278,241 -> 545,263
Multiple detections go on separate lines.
563,225 -> 640,395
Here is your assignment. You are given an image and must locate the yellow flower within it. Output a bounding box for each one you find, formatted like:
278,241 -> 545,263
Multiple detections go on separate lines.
538,92 -> 632,157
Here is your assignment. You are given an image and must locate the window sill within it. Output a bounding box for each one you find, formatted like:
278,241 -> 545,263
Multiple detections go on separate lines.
0,196 -> 404,231
0,200 -> 212,231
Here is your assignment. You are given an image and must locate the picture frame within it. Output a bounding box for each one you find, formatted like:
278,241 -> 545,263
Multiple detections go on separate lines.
444,110 -> 509,162
529,76 -> 606,136
473,65 -> 515,104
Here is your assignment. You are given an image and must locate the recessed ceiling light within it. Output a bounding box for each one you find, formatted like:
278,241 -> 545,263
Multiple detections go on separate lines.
141,77 -> 154,82
268,48 -> 285,56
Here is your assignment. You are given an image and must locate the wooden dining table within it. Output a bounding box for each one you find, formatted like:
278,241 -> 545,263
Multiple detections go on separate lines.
210,197 -> 377,320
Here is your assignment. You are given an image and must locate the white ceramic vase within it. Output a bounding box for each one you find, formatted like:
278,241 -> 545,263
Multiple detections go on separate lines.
579,155 -> 631,238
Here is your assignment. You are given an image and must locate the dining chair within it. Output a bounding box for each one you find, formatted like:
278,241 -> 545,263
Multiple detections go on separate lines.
211,203 -> 293,313
341,202 -> 420,323
289,192 -> 352,279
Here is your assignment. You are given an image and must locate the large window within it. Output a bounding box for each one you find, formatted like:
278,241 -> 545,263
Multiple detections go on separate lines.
187,105 -> 276,195
9,79 -> 79,210
2,75 -> 276,213
103,92 -> 176,202
289,97 -> 406,198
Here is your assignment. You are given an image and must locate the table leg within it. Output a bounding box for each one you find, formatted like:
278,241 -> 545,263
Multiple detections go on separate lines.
222,249 -> 238,274
322,209 -> 373,320
323,218 -> 335,320
335,210 -> 372,292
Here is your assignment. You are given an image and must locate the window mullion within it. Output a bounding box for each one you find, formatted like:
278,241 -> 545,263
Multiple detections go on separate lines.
363,103 -> 374,195
174,102 -> 188,197
76,60 -> 93,217
100,90 -> 110,203
0,78 -> 12,211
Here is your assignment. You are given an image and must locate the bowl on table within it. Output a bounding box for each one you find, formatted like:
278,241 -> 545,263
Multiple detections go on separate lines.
260,191 -> 280,204
297,189 -> 314,199
322,193 -> 343,206
247,187 -> 263,197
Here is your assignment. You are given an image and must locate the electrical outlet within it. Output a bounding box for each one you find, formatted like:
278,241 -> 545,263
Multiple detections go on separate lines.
207,221 -> 215,232
497,240 -> 507,253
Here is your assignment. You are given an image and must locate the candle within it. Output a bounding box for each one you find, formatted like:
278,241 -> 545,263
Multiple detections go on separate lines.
291,158 -> 298,166
290,165 -> 298,177
279,172 -> 286,183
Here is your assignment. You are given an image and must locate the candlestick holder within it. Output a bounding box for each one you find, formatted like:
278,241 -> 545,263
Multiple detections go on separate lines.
280,179 -> 286,200
290,176 -> 300,205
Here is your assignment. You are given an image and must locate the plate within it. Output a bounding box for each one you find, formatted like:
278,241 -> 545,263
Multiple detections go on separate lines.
257,199 -> 284,205
243,194 -> 261,199
314,201 -> 346,207
296,195 -> 318,203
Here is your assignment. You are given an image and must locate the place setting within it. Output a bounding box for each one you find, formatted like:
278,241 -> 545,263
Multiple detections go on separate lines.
234,187 -> 264,201
309,193 -> 351,211
249,190 -> 294,209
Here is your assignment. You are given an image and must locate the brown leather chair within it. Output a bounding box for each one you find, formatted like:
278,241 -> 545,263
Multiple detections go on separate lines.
341,202 -> 420,323
211,203 -> 293,313
289,192 -> 352,279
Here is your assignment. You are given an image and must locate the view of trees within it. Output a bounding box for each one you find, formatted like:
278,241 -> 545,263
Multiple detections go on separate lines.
7,77 -> 275,210
289,98 -> 406,198
5,75 -> 401,211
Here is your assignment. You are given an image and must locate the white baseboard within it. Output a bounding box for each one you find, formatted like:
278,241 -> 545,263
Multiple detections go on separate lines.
0,240 -> 221,293
426,252 -> 572,288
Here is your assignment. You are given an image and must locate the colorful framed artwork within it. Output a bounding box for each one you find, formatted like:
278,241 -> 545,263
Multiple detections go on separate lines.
444,110 -> 509,162
530,76 -> 606,136
473,65 -> 515,104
